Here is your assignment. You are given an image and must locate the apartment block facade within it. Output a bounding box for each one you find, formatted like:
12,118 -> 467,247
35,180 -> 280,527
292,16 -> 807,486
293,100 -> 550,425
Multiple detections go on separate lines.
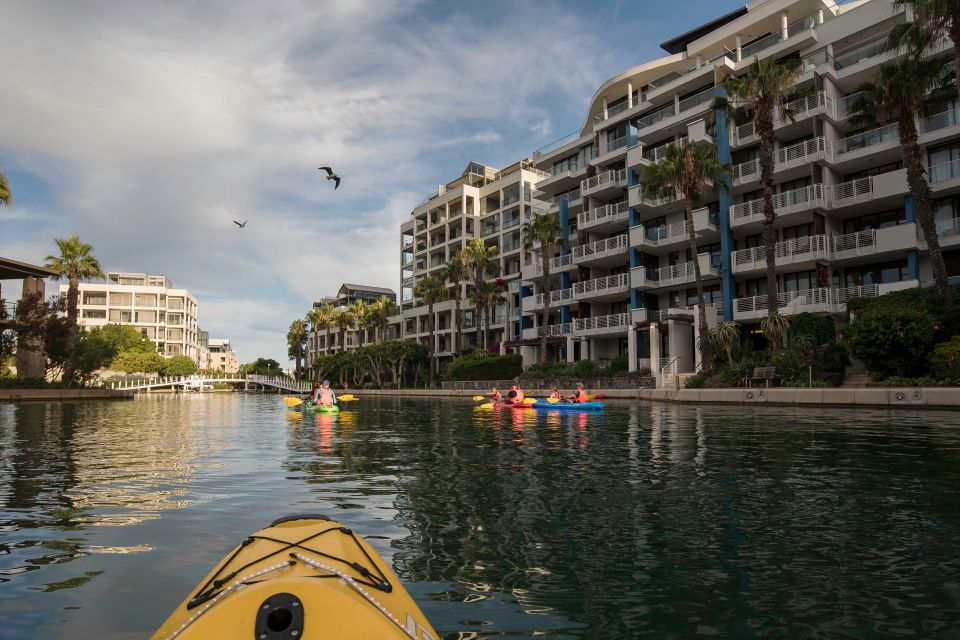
63,272 -> 202,362
523,0 -> 960,377
304,283 -> 398,369
399,160 -> 550,360
207,338 -> 240,373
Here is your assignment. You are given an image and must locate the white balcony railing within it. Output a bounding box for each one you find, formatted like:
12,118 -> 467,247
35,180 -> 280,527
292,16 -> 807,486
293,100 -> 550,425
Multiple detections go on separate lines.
577,201 -> 629,230
572,234 -> 628,262
581,169 -> 628,194
733,284 -> 878,319
642,136 -> 688,163
730,184 -> 824,227
573,313 -> 631,335
731,234 -> 831,272
534,287 -> 574,307
534,253 -> 575,274
573,273 -> 630,299
732,137 -> 825,185
638,220 -> 690,247
732,92 -> 831,144
654,258 -> 719,287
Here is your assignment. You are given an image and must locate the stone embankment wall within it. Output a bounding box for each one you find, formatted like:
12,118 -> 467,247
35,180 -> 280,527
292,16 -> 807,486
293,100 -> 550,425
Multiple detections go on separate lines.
0,388 -> 135,401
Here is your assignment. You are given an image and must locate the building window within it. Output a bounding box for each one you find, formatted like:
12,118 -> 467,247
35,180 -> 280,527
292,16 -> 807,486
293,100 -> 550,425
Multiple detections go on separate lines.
552,154 -> 579,176
523,181 -> 531,202
502,183 -> 519,206
844,260 -> 908,287
842,209 -> 907,234
783,271 -> 815,292
686,285 -> 721,306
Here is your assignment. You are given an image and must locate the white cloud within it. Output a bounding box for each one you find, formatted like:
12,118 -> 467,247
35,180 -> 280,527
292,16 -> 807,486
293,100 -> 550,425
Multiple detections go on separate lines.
0,0 -> 618,364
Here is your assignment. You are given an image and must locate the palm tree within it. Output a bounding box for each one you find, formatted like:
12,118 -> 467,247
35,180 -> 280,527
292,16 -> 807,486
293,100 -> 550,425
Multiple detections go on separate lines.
442,256 -> 469,355
348,300 -> 369,347
717,57 -> 802,314
370,295 -> 398,344
521,211 -> 564,363
641,140 -> 729,374
413,275 -> 447,385
890,0 -> 960,98
313,303 -> 336,357
481,280 -> 507,352
287,319 -> 307,379
760,310 -> 790,351
331,308 -> 354,353
849,47 -> 954,300
461,238 -> 499,351
0,165 -> 11,206
44,235 -> 105,384
709,320 -> 739,364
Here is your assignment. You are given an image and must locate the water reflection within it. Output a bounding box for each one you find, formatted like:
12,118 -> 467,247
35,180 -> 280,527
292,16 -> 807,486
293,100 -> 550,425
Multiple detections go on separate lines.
1,397 -> 959,639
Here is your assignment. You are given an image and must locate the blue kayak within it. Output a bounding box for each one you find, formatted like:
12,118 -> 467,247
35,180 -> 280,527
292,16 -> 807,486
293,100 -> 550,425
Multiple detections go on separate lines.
532,400 -> 605,411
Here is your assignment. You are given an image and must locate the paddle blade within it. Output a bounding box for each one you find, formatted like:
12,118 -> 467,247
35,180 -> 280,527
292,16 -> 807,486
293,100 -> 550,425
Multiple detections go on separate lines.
522,397 -> 537,405
587,395 -> 596,401
284,397 -> 303,407
338,394 -> 357,401
472,395 -> 485,402
546,397 -> 560,403
478,403 -> 493,409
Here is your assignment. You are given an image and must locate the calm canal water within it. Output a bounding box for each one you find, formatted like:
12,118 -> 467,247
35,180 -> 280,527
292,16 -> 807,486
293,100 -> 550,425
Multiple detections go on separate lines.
1,395 -> 959,638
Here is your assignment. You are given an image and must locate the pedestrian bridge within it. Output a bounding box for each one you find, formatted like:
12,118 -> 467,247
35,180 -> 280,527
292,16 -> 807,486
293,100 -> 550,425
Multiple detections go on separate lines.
106,374 -> 312,393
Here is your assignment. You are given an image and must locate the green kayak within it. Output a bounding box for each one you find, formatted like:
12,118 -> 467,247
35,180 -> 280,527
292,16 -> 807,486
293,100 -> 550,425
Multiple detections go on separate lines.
304,401 -> 340,414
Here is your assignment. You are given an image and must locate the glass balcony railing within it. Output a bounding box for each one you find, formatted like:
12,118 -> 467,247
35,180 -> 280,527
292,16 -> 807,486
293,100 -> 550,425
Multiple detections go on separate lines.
834,39 -> 887,70
740,16 -> 815,60
832,124 -> 899,155
636,103 -> 675,129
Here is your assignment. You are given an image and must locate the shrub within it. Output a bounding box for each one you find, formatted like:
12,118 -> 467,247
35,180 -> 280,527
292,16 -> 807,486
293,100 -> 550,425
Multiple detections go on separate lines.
790,313 -> 836,347
572,359 -> 594,378
606,355 -> 628,374
818,343 -> 850,374
521,362 -> 571,379
685,373 -> 709,388
446,352 -> 522,381
847,306 -> 938,379
868,376 -> 947,387
931,336 -> 960,382
772,347 -> 813,386
162,355 -> 198,376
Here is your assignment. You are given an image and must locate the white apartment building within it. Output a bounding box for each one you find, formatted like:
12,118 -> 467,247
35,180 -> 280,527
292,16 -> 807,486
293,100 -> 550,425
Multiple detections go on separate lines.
524,0 -> 960,378
304,283 -> 398,370
399,160 -> 550,361
63,272 -> 202,362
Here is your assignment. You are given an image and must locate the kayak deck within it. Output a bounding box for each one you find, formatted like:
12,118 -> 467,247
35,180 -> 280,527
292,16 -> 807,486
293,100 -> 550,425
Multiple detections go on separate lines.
532,400 -> 605,411
152,514 -> 437,639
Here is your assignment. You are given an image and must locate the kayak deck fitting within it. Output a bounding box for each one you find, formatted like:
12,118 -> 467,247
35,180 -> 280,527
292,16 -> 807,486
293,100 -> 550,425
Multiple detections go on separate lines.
151,514 -> 437,639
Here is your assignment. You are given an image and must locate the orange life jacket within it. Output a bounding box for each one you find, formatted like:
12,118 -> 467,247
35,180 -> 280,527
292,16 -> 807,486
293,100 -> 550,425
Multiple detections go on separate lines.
319,388 -> 335,406
549,391 -> 560,399
513,389 -> 525,402
574,389 -> 587,402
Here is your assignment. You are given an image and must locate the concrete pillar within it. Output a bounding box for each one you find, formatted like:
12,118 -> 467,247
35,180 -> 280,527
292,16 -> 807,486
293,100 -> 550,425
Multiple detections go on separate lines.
580,337 -> 590,361
674,93 -> 681,113
695,55 -> 702,68
781,12 -> 789,39
499,341 -> 506,356
566,336 -> 575,364
628,325 -> 637,372
736,35 -> 742,62
627,82 -> 633,108
602,97 -> 608,119
16,276 -> 47,379
817,9 -> 824,24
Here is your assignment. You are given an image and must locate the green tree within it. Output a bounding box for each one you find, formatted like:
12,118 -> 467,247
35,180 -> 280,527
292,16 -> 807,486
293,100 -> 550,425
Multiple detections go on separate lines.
847,306 -> 938,378
848,37 -> 954,300
717,57 -> 801,315
162,354 -> 198,376
348,300 -> 370,347
442,256 -> 469,355
44,235 -> 105,385
287,318 -> 307,380
709,320 -> 739,365
239,357 -> 283,376
521,211 -> 564,363
461,238 -> 499,351
760,310 -> 791,351
311,303 -> 336,360
331,308 -> 354,354
369,295 -> 398,345
0,163 -> 11,206
641,140 -> 729,373
890,0 -> 960,99
414,274 -> 447,385
480,279 -> 506,353
112,349 -> 166,374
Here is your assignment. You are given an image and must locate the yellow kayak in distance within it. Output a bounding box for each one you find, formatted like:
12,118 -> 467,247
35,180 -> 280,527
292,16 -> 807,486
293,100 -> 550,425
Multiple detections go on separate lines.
151,514 -> 439,640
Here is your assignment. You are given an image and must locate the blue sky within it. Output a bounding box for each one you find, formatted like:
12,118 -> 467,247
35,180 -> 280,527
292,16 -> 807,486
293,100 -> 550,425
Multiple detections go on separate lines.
0,0 -> 743,366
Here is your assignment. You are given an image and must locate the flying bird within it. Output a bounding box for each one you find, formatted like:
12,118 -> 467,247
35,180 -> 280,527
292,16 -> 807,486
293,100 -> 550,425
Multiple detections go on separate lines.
318,166 -> 341,189
233,220 -> 248,228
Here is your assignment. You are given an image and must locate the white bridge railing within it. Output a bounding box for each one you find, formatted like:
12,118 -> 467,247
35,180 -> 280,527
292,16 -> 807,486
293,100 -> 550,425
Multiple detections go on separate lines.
107,374 -> 312,393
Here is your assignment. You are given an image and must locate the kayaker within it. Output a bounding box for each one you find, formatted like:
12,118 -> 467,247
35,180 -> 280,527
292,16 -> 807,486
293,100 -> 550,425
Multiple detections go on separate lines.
509,384 -> 525,405
490,387 -> 503,404
314,379 -> 337,407
565,382 -> 588,403
549,387 -> 561,399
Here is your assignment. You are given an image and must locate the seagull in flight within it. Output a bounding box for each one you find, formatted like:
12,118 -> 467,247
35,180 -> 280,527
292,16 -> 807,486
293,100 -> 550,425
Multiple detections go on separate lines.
233,219 -> 248,228
318,166 -> 341,189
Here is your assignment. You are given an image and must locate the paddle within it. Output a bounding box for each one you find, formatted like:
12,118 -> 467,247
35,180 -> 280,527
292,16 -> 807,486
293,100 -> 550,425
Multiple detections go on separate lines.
545,397 -> 560,403
338,394 -> 359,402
478,402 -> 494,409
284,397 -> 304,407
472,395 -> 486,402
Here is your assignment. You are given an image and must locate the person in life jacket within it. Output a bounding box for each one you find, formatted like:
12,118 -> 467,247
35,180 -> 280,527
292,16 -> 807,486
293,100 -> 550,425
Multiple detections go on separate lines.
490,387 -> 503,403
509,384 -> 525,404
571,382 -> 588,403
549,387 -> 561,399
314,379 -> 337,406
